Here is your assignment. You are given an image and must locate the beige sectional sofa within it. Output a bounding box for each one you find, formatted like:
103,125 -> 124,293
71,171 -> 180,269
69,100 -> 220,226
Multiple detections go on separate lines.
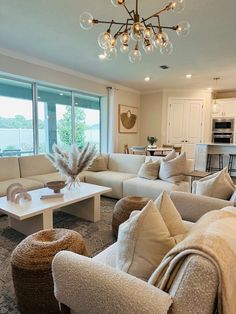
53,191 -> 230,314
0,153 -> 194,199
85,154 -> 194,199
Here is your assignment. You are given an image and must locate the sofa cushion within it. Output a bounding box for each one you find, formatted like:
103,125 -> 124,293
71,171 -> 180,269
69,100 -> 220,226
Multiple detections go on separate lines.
159,152 -> 187,183
154,191 -> 187,241
88,154 -> 108,172
0,157 -> 20,181
28,171 -> 88,186
0,178 -> 44,197
85,171 -> 136,199
138,160 -> 160,180
19,154 -> 57,177
123,177 -> 190,200
108,153 -> 145,174
194,168 -> 235,200
93,243 -> 117,267
116,200 -> 175,281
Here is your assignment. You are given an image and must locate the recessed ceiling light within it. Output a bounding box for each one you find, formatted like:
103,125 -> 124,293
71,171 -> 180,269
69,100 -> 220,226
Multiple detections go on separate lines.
186,74 -> 192,79
98,54 -> 106,60
144,77 -> 151,82
208,87 -> 212,91
59,93 -> 63,96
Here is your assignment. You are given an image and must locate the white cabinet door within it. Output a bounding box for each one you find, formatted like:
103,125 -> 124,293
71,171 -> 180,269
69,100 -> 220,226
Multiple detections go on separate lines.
167,99 -> 204,159
212,99 -> 236,117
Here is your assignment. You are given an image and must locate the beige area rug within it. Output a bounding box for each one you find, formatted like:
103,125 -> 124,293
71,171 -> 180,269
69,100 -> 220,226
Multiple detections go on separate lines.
0,197 -> 117,313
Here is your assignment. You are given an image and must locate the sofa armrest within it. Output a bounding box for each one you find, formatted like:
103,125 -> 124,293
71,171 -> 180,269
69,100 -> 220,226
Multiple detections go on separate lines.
52,251 -> 172,314
170,191 -> 234,222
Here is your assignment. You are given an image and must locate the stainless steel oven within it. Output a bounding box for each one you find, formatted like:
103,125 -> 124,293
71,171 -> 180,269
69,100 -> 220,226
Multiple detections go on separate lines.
212,133 -> 234,143
212,118 -> 234,133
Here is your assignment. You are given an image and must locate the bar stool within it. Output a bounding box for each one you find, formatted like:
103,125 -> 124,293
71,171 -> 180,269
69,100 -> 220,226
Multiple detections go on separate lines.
206,153 -> 224,172
228,154 -> 236,176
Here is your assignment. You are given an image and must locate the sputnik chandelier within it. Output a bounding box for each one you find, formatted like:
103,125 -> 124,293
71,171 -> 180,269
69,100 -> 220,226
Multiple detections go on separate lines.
79,0 -> 190,63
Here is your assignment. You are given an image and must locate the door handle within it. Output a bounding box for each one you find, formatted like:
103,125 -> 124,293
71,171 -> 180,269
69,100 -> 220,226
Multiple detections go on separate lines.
185,140 -> 188,142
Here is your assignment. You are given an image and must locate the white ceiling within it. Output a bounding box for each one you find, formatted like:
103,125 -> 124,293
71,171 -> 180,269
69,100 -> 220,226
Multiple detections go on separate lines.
0,0 -> 236,92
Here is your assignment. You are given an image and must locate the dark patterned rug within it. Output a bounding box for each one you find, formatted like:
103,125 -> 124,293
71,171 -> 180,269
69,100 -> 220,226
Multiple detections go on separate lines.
0,197 -> 117,314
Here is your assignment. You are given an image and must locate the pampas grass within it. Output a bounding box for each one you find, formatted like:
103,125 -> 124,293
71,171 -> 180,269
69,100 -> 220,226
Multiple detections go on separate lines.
47,143 -> 96,189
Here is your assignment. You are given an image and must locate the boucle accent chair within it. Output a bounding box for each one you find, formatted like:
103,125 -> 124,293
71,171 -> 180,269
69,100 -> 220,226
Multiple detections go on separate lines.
52,192 -> 233,314
11,228 -> 88,314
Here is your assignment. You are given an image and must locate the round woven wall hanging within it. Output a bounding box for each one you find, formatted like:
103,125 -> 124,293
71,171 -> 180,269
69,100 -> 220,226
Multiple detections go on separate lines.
120,110 -> 137,129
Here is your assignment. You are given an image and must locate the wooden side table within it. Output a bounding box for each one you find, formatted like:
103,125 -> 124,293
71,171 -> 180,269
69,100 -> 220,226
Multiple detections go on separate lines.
185,170 -> 212,192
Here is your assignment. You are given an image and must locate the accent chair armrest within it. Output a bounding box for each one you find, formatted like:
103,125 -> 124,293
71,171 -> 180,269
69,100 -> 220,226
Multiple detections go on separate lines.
170,191 -> 234,222
52,251 -> 172,314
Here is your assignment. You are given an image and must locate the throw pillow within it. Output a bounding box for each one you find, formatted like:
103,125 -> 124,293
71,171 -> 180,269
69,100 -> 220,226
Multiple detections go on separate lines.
159,152 -> 187,183
195,167 -> 235,200
154,191 -> 187,243
116,200 -> 175,281
164,149 -> 176,161
88,155 -> 107,172
138,160 -> 160,180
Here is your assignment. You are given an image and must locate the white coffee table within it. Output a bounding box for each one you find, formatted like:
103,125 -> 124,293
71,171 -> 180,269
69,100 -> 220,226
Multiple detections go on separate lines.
0,182 -> 112,235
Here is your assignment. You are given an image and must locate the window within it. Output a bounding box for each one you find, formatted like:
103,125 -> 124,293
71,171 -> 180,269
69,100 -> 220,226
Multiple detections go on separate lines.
0,78 -> 33,156
0,76 -> 101,156
74,93 -> 100,150
38,86 -> 72,153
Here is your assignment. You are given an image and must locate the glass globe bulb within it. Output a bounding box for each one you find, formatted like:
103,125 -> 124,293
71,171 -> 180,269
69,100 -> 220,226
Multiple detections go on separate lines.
97,32 -> 112,49
160,41 -> 173,55
154,32 -> 169,47
176,21 -> 191,37
171,0 -> 185,13
129,48 -> 142,63
131,22 -> 144,41
144,27 -> 153,40
111,0 -> 126,7
143,40 -> 154,55
120,32 -> 129,44
120,44 -> 129,53
79,12 -> 94,30
105,46 -> 117,60
111,37 -> 117,47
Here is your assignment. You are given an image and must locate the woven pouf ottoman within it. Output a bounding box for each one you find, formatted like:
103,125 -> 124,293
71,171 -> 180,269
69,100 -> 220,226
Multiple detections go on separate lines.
112,196 -> 150,238
11,228 -> 88,314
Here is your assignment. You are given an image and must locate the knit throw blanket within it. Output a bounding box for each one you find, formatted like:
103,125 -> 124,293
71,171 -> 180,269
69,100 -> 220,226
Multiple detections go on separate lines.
148,206 -> 236,314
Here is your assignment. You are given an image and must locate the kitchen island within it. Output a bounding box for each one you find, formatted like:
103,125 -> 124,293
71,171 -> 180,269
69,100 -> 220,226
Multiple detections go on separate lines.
195,143 -> 236,171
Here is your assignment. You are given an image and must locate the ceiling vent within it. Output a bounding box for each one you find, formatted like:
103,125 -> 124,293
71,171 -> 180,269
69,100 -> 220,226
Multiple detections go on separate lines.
160,65 -> 169,69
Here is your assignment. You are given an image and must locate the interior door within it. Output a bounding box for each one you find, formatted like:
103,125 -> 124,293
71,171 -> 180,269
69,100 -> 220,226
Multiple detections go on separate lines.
167,98 -> 204,159
167,100 -> 186,145
185,100 -> 204,159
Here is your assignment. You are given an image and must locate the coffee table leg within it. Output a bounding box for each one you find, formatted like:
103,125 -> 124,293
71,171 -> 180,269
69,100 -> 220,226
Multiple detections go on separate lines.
61,195 -> 100,222
8,210 -> 53,236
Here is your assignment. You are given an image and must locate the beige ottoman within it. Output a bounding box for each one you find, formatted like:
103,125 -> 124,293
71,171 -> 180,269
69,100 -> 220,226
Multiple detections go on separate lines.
112,196 -> 150,238
11,228 -> 88,314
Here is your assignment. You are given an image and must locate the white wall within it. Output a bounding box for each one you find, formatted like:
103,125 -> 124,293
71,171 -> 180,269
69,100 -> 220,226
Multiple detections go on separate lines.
115,89 -> 141,153
140,92 -> 162,146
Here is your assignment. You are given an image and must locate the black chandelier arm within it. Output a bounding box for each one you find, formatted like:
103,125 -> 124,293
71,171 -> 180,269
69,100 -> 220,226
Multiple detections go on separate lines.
123,4 -> 135,20
92,19 -> 177,30
143,3 -> 173,23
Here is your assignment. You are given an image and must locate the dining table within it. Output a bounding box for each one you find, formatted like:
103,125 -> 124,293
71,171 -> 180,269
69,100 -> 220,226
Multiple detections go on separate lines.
146,147 -> 173,156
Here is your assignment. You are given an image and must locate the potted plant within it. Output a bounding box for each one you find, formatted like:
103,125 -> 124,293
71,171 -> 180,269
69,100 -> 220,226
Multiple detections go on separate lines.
147,136 -> 157,148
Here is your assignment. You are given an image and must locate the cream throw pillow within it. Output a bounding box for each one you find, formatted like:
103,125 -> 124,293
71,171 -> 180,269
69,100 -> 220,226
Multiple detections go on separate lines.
116,200 -> 175,281
164,149 -> 176,161
154,191 -> 187,243
195,167 -> 235,200
159,152 -> 187,183
138,160 -> 160,180
88,155 -> 107,172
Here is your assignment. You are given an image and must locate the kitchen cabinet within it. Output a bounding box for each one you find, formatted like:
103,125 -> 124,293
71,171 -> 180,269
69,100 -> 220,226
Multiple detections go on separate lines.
167,98 -> 204,159
212,98 -> 236,118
